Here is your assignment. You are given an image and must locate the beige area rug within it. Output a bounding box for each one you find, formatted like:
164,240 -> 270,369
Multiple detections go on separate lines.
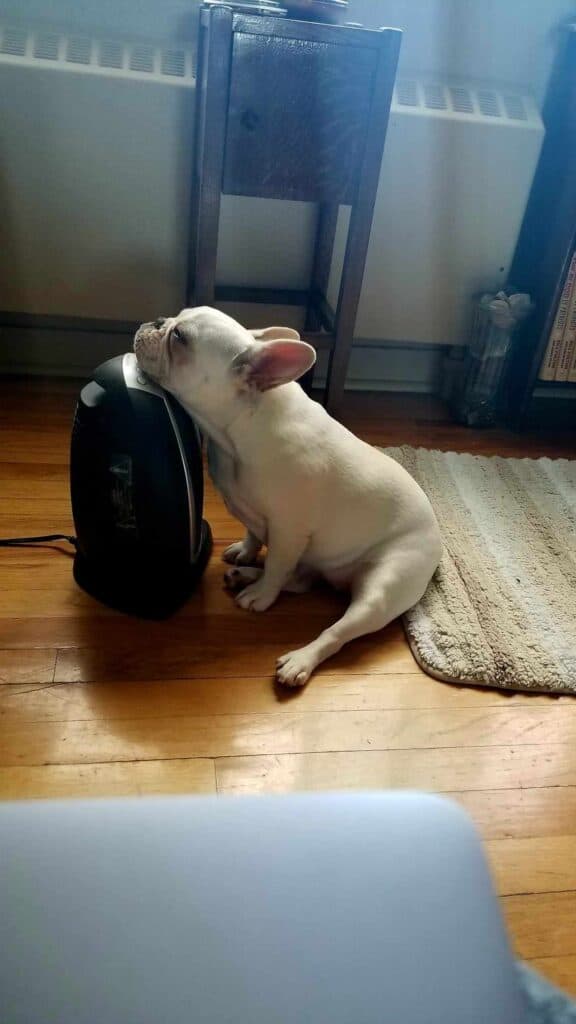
385,447 -> 576,694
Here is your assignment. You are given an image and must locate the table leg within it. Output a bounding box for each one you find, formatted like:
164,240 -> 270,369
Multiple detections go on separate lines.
302,203 -> 338,395
326,29 -> 401,414
187,5 -> 233,307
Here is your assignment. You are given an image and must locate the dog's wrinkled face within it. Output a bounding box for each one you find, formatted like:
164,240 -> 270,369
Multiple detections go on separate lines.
134,307 -> 251,392
134,306 -> 316,423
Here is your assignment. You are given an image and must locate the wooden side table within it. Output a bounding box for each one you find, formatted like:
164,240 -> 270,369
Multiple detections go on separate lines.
187,4 -> 401,411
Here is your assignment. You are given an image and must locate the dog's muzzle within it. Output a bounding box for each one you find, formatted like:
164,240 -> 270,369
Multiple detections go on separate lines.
134,322 -> 166,380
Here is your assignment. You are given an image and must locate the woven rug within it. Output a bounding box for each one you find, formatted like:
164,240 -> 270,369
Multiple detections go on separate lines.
385,447 -> 576,695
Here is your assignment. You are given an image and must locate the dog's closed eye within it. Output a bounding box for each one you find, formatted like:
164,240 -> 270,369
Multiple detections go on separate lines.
166,325 -> 191,367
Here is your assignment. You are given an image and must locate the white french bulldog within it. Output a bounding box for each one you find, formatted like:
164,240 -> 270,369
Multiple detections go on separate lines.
134,307 -> 442,687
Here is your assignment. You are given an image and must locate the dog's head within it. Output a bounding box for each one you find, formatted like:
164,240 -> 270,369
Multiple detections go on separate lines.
134,307 -> 316,419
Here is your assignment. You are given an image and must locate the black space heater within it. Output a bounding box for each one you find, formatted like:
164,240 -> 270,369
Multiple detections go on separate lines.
70,353 -> 212,618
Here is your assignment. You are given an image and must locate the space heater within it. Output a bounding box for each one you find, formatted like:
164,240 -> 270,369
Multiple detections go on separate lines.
70,353 -> 212,618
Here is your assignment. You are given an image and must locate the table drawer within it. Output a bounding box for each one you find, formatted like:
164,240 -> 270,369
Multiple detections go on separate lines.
223,30 -> 377,202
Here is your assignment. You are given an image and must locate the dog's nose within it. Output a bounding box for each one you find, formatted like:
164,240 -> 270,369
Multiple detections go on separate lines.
153,318 -> 166,329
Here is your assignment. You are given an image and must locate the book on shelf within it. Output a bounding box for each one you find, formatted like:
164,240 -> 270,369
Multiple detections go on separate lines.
539,250 -> 576,380
556,260 -> 576,380
569,327 -> 576,382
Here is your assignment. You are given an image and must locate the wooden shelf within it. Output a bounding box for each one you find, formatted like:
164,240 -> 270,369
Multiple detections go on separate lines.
534,379 -> 576,390
507,24 -> 576,428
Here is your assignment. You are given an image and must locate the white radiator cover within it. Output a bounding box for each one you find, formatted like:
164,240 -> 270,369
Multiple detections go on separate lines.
0,24 -> 544,350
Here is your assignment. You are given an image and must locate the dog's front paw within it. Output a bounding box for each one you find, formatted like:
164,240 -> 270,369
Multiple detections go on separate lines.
236,581 -> 276,612
222,541 -> 257,566
276,648 -> 315,688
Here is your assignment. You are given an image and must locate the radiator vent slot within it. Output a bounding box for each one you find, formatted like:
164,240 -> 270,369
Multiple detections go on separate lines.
1,26 -> 26,56
129,45 -> 155,74
98,40 -> 124,69
396,79 -> 419,107
161,49 -> 186,77
393,78 -> 539,127
477,89 -> 501,117
449,86 -> 474,114
0,24 -> 194,86
423,82 -> 447,110
33,32 -> 59,60
66,36 -> 91,65
503,93 -> 527,121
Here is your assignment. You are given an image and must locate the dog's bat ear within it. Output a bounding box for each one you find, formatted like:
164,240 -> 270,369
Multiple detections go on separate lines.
248,326 -> 301,341
232,340 -> 316,391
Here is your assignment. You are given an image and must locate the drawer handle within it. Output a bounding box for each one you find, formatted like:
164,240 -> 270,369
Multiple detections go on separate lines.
241,109 -> 260,132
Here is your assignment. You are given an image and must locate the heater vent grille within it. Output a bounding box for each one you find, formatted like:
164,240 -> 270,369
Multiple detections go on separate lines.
393,78 -> 536,126
0,24 -> 194,86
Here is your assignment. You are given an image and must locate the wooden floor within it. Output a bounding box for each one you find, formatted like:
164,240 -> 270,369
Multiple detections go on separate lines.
2,378 -> 576,996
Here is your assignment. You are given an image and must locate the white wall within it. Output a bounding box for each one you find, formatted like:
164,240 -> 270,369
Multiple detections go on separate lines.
353,1 -> 574,102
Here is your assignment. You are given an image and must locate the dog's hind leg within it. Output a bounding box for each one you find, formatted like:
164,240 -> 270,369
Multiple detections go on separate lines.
276,551 -> 435,688
224,566 -> 262,592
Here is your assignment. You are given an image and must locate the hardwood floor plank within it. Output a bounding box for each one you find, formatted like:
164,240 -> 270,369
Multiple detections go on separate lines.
486,836 -> 576,896
527,956 -> 576,998
0,587 -> 122,617
0,649 -> 56,685
1,442 -> 70,466
215,746 -> 576,796
503,893 -> 576,959
1,614 -> 379,652
0,759 -> 216,799
54,639 -> 416,681
0,501 -> 72,522
0,463 -> 69,501
51,627 -> 417,680
453,787 -> 576,840
0,513 -> 74,539
0,673 -> 569,721
3,706 -> 576,767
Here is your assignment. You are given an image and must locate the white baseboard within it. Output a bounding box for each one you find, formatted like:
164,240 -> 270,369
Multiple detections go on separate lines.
314,343 -> 444,393
0,327 -> 128,378
0,324 -> 445,393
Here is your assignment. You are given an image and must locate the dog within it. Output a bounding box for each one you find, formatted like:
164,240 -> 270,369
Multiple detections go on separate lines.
134,307 -> 442,687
